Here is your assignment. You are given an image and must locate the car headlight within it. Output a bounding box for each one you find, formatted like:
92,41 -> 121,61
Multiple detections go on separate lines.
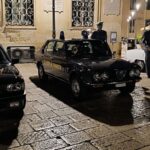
93,72 -> 109,82
129,69 -> 140,77
6,82 -> 25,92
93,73 -> 100,82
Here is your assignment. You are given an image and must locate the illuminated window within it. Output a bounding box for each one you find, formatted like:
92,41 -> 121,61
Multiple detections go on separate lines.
130,0 -> 136,10
129,19 -> 135,33
5,0 -> 34,26
147,0 -> 150,10
72,0 -> 94,27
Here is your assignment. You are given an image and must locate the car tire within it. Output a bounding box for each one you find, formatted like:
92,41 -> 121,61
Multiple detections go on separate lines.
119,83 -> 135,94
12,109 -> 24,118
70,77 -> 86,100
38,65 -> 48,81
20,98 -> 26,110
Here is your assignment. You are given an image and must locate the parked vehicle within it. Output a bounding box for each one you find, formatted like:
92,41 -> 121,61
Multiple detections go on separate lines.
126,48 -> 145,71
36,39 -> 141,99
0,45 -> 26,112
121,38 -> 145,71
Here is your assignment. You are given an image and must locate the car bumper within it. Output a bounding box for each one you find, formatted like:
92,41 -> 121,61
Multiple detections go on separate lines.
84,78 -> 141,89
0,92 -> 26,112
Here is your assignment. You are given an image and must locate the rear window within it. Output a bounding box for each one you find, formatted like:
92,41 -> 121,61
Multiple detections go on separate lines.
0,47 -> 10,64
66,40 -> 112,58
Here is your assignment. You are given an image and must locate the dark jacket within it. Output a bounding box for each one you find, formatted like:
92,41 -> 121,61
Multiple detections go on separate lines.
142,30 -> 150,47
91,30 -> 107,41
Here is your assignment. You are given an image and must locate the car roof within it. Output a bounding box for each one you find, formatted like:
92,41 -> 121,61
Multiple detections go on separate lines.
46,39 -> 104,43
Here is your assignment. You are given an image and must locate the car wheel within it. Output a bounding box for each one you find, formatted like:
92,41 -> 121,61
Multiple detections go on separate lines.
135,60 -> 145,72
12,109 -> 24,118
38,65 -> 48,81
119,83 -> 135,94
20,98 -> 26,109
70,77 -> 86,99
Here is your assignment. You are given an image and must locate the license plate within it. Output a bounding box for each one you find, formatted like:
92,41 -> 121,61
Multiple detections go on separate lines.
115,83 -> 126,88
10,102 -> 19,108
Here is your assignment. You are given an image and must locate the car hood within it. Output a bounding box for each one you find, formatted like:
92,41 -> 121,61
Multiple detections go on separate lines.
0,64 -> 22,83
75,58 -> 134,71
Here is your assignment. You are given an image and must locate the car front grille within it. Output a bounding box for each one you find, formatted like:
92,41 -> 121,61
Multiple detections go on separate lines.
0,84 -> 6,92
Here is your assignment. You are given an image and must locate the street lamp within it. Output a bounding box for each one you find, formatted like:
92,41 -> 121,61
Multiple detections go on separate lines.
131,10 -> 136,17
52,0 -> 56,39
126,2 -> 141,38
128,16 -> 132,21
136,3 -> 141,11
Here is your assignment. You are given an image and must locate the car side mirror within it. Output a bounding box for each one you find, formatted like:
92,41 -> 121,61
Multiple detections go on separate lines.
12,58 -> 19,64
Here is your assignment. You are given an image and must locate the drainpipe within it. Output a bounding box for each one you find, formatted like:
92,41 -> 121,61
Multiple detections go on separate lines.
0,0 -> 3,27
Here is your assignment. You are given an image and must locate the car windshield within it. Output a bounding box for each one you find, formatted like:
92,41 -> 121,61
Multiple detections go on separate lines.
66,40 -> 112,58
0,47 -> 10,64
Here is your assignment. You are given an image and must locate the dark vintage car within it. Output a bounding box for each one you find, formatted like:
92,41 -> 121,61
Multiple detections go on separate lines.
36,39 -> 141,99
0,45 -> 26,112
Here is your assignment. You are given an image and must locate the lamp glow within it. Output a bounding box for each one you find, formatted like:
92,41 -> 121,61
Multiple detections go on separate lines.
128,16 -> 132,20
131,11 -> 136,17
136,3 -> 141,10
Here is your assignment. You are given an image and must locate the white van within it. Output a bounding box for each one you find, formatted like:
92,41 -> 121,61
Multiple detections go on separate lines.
121,38 -> 145,71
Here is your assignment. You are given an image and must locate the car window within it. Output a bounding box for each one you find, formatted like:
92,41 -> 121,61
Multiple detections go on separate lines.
66,40 -> 112,58
0,47 -> 9,64
54,41 -> 65,56
44,41 -> 55,54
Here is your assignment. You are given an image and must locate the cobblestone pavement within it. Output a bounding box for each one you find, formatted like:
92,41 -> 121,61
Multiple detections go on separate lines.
0,63 -> 150,150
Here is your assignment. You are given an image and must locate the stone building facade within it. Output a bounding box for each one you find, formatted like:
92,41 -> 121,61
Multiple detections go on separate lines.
0,0 -> 149,53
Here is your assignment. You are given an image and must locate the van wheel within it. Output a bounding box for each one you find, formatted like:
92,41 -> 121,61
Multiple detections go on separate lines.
70,77 -> 86,100
38,65 -> 48,81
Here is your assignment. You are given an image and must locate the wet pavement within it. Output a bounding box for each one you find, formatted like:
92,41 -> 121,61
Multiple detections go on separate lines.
0,63 -> 150,150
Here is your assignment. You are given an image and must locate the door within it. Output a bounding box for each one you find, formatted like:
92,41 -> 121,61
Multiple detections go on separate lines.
52,41 -> 68,79
42,40 -> 55,74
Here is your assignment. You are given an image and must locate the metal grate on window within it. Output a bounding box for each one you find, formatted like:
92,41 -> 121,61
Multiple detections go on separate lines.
72,0 -> 94,27
5,0 -> 34,26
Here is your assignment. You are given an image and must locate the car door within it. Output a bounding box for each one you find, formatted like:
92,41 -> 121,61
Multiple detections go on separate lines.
52,41 -> 68,80
42,40 -> 55,74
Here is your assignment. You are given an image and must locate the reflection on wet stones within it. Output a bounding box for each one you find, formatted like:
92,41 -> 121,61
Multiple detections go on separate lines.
30,75 -> 150,126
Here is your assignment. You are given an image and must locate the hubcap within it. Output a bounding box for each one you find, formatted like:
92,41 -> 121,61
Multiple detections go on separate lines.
72,79 -> 80,96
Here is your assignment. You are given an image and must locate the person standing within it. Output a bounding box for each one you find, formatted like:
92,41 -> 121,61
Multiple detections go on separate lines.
81,30 -> 89,39
142,29 -> 150,78
91,21 -> 107,42
60,31 -> 65,40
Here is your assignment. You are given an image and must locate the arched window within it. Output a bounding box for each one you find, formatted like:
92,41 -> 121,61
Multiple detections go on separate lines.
5,0 -> 34,26
72,0 -> 95,27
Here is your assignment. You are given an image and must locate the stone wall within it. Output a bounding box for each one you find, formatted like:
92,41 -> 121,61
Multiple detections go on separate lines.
0,0 -> 143,54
